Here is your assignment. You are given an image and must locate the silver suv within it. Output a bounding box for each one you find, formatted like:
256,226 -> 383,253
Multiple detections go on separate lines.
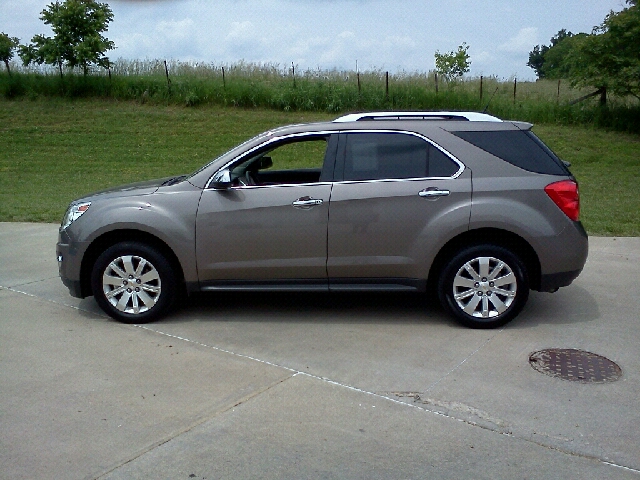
57,111 -> 588,328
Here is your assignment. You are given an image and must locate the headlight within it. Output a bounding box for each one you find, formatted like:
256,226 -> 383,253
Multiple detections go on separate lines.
61,202 -> 91,229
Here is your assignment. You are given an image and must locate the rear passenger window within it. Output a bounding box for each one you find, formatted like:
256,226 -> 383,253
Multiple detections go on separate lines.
451,130 -> 569,175
429,147 -> 459,177
342,133 -> 459,181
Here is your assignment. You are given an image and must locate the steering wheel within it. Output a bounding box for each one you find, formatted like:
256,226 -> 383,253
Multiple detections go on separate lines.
236,170 -> 256,186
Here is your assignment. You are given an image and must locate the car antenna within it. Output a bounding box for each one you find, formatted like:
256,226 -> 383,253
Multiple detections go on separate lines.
482,86 -> 499,114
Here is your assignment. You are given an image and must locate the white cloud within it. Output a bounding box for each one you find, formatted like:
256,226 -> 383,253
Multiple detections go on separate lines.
473,51 -> 494,64
498,27 -> 539,53
156,18 -> 195,41
337,31 -> 356,40
384,36 -> 417,50
470,50 -> 495,76
226,21 -> 256,42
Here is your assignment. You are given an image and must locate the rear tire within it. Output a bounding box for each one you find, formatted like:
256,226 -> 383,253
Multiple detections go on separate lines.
438,244 -> 529,329
91,242 -> 177,323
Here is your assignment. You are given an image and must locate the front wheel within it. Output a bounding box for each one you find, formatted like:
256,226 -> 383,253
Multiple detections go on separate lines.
438,244 -> 529,329
91,242 -> 177,323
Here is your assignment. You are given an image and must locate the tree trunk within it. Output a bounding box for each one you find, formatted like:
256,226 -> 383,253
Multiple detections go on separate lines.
4,60 -> 11,76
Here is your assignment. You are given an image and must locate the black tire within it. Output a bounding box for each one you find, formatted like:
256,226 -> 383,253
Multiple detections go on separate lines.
91,242 -> 177,323
438,244 -> 529,329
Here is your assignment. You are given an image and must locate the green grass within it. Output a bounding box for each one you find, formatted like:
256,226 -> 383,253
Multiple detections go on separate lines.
0,98 -> 332,223
534,125 -> 640,236
3,63 -> 640,133
1,97 -> 638,235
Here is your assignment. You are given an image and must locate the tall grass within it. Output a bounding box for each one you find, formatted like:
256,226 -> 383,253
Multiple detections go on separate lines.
2,59 -> 638,133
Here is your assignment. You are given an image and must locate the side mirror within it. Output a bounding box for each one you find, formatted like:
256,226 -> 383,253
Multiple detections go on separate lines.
211,169 -> 233,190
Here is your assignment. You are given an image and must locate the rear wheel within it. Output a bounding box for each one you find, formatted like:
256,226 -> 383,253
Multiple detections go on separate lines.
91,242 -> 177,323
438,244 -> 529,329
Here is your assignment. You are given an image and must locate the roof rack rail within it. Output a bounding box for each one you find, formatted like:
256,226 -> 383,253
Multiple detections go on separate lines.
333,111 -> 502,123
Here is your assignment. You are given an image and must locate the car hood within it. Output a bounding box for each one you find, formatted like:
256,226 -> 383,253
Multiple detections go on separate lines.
75,177 -> 178,202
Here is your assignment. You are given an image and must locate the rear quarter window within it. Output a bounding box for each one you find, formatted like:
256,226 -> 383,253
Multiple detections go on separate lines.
451,130 -> 569,175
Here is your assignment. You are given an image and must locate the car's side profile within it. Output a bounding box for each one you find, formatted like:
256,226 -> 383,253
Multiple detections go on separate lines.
57,112 -> 588,328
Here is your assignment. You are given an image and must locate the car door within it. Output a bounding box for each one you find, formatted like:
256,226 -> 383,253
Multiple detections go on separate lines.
327,131 -> 472,287
195,133 -> 336,288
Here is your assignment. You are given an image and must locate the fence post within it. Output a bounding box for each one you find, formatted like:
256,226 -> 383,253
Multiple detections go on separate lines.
600,87 -> 607,106
292,62 -> 296,88
435,72 -> 438,94
385,71 -> 389,101
480,75 -> 483,100
557,79 -> 561,103
164,60 -> 171,95
222,66 -> 226,89
513,77 -> 517,104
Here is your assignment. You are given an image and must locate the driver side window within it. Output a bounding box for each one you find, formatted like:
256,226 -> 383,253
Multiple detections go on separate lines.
232,136 -> 332,186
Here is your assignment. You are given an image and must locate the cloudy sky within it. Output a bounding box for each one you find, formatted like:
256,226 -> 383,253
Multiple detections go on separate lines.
1,0 -> 627,80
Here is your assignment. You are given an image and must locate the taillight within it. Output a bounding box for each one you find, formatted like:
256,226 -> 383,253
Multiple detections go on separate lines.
545,180 -> 580,221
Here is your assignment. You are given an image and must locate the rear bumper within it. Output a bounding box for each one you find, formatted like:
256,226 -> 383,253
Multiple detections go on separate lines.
534,220 -> 588,292
538,268 -> 583,292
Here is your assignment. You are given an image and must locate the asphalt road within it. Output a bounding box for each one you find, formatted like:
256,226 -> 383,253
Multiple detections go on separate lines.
1,222 -> 639,479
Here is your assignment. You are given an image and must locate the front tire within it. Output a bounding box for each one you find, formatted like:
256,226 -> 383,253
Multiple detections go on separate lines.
438,244 -> 529,329
91,242 -> 177,323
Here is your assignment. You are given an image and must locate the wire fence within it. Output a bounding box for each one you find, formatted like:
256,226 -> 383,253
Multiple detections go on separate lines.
2,59 -> 638,132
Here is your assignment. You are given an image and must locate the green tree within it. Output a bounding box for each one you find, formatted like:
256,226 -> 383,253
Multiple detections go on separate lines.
526,44 -> 548,79
568,1 -> 640,99
527,29 -> 575,79
542,33 -> 588,79
434,43 -> 471,81
20,0 -> 115,77
527,2 -> 639,100
0,32 -> 20,75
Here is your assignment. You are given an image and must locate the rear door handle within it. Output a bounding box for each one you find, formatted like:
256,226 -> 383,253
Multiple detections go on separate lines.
419,188 -> 450,199
292,197 -> 324,209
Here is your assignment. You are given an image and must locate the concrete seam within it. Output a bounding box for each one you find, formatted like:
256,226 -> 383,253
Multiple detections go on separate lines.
135,325 -> 299,373
95,373 -> 298,479
1,285 -> 108,317
1,275 -> 61,289
137,325 -> 640,475
602,462 -> 640,474
136,326 -> 482,427
424,327 -> 505,392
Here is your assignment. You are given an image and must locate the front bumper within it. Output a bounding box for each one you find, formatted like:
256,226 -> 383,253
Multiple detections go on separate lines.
56,228 -> 88,299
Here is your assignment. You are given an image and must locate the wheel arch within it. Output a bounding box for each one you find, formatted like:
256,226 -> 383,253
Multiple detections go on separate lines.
79,229 -> 186,298
427,228 -> 542,292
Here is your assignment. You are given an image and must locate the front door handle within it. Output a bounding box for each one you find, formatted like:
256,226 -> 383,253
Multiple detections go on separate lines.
419,188 -> 450,199
292,196 -> 324,209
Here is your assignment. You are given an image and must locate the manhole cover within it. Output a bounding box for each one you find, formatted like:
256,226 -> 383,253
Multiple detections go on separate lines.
529,349 -> 622,383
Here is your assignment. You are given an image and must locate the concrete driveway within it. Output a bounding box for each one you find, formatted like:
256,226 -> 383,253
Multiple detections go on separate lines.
1,222 -> 639,479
